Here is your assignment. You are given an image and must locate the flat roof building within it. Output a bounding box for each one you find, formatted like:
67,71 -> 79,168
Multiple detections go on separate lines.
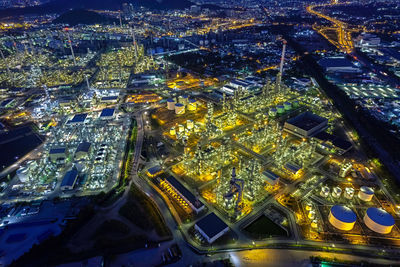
60,169 -> 78,190
284,112 -> 328,138
161,176 -> 204,213
67,113 -> 87,124
262,170 -> 280,186
195,212 -> 229,244
75,141 -> 91,160
99,108 -> 115,119
49,147 -> 67,162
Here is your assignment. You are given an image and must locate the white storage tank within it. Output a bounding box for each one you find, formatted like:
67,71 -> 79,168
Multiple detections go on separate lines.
320,186 -> 330,198
17,167 -> 29,183
358,186 -> 374,202
308,210 -> 315,220
332,187 -> 342,198
328,205 -> 357,231
344,187 -> 354,199
364,207 -> 394,234
186,120 -> 194,129
167,98 -> 175,110
175,103 -> 185,115
178,124 -> 185,133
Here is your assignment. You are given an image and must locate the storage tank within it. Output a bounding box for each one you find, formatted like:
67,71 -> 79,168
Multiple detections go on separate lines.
308,210 -> 315,220
328,205 -> 357,231
178,124 -> 185,133
187,99 -> 197,111
170,127 -> 176,136
175,103 -> 185,114
358,186 -> 374,201
167,98 -> 175,110
17,167 -> 29,183
332,187 -> 342,198
305,203 -> 313,211
311,220 -> 318,228
186,120 -> 194,129
320,186 -> 330,198
268,108 -> 277,117
276,105 -> 285,114
182,95 -> 189,104
283,102 -> 292,111
344,187 -> 354,199
364,207 -> 394,234
293,100 -> 300,108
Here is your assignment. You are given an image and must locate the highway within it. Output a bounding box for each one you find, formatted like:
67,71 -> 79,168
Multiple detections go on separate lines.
307,3 -> 354,53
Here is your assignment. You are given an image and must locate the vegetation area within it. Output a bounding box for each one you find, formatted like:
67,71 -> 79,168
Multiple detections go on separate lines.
93,219 -> 130,237
244,215 -> 288,239
119,184 -> 171,238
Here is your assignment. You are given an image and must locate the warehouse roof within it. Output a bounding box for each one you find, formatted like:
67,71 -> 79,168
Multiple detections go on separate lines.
165,176 -> 203,209
49,147 -> 66,154
100,108 -> 115,118
195,213 -> 228,240
67,113 -> 87,124
286,112 -> 328,131
76,141 -> 91,153
61,169 -> 78,188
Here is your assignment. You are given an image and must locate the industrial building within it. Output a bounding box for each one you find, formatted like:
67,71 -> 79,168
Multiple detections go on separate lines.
262,170 -> 280,186
60,169 -> 79,190
75,141 -> 91,160
364,207 -> 395,234
99,108 -> 115,120
160,176 -> 204,213
147,165 -> 163,177
49,147 -> 67,162
195,212 -> 229,243
67,113 -> 88,125
284,112 -> 328,138
328,205 -> 357,231
318,57 -> 361,73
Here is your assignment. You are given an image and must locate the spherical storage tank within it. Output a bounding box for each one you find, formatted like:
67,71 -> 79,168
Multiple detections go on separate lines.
363,207 -> 394,234
175,103 -> 185,115
167,98 -> 175,110
269,107 -> 277,117
283,102 -> 292,111
276,105 -> 285,114
358,186 -> 374,202
187,99 -> 197,111
328,205 -> 357,231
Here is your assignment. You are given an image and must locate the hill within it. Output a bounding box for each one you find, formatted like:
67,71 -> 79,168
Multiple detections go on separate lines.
53,9 -> 119,26
0,0 -> 193,19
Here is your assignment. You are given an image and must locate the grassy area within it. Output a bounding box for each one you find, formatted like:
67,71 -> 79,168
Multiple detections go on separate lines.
244,215 -> 288,239
93,219 -> 130,238
119,184 -> 171,238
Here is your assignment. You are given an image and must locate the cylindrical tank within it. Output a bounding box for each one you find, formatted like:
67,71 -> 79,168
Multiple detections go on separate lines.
167,98 -> 175,110
269,108 -> 277,117
358,186 -> 374,201
182,95 -> 189,104
170,127 -> 176,136
293,100 -> 300,108
364,207 -> 394,234
178,124 -> 185,133
305,203 -> 313,211
320,186 -> 330,198
17,167 -> 29,183
308,210 -> 315,220
283,102 -> 292,111
311,220 -> 318,228
175,103 -> 185,114
187,99 -> 197,111
332,187 -> 342,198
186,120 -> 194,129
344,187 -> 354,199
276,105 -> 284,114
328,205 -> 357,231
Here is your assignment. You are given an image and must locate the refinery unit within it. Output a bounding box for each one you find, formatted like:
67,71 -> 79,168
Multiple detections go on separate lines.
2,108 -> 130,200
